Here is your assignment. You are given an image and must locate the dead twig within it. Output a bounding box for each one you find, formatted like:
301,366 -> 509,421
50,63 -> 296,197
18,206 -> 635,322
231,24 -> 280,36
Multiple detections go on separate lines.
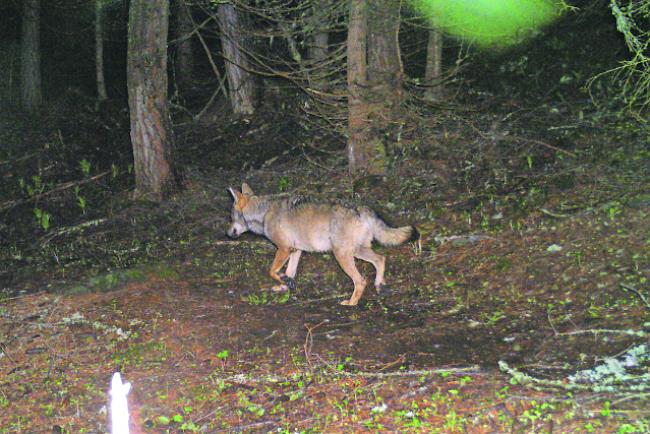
304,320 -> 328,369
376,354 -> 406,372
547,309 -> 559,336
620,283 -> 650,310
502,135 -> 577,157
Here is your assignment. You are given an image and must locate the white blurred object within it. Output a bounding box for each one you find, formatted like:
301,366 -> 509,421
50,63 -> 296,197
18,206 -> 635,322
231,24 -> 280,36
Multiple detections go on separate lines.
110,372 -> 131,434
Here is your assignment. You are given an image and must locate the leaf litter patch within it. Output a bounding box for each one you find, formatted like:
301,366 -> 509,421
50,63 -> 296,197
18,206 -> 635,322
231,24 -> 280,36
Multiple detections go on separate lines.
2,194 -> 649,431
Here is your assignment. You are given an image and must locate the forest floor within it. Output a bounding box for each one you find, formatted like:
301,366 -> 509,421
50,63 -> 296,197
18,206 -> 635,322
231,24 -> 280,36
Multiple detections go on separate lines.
1,95 -> 650,433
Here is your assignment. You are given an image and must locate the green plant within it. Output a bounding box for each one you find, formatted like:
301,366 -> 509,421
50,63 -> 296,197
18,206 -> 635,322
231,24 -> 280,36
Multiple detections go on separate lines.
278,175 -> 289,192
482,310 -> 506,325
519,400 -> 555,426
237,391 -> 265,417
20,175 -> 45,197
444,408 -> 466,431
600,400 -> 611,417
573,250 -> 583,266
606,201 -> 622,221
74,186 -> 87,213
246,291 -> 269,305
79,158 -> 91,176
34,207 -> 50,231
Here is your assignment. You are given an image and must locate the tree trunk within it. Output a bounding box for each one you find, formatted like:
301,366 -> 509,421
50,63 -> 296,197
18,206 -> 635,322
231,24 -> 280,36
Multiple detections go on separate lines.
127,0 -> 176,199
175,0 -> 194,93
347,0 -> 381,175
96,0 -> 108,102
424,22 -> 443,101
311,31 -> 329,62
367,0 -> 403,157
306,0 -> 330,91
308,0 -> 329,61
217,3 -> 255,116
21,0 -> 42,111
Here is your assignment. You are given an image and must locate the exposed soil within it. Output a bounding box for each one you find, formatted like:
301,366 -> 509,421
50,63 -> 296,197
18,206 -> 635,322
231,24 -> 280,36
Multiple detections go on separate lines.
2,134 -> 650,432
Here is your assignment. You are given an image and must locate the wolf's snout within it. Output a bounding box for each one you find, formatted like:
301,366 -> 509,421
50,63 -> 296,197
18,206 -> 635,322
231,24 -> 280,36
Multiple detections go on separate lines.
227,225 -> 239,238
227,221 -> 246,238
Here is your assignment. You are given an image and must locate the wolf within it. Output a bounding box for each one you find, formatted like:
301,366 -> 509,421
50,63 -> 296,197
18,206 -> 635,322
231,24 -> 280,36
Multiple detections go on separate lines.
227,183 -> 417,306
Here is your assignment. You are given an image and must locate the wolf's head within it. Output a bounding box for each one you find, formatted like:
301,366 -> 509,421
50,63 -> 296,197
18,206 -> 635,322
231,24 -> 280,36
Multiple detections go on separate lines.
227,182 -> 255,238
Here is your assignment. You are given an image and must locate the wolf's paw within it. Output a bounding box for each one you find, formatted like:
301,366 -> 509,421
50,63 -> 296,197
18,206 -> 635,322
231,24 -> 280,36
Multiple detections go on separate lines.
375,284 -> 392,296
270,284 -> 289,292
340,299 -> 358,306
280,275 -> 297,291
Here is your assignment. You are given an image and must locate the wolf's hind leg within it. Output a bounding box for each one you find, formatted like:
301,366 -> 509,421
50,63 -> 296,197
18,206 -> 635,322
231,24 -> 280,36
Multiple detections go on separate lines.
333,248 -> 367,306
354,246 -> 386,291
285,250 -> 302,278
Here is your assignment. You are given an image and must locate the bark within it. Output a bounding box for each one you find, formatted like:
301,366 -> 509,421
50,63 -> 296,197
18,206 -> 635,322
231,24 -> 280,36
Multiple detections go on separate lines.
424,22 -> 443,101
367,0 -> 403,156
311,31 -> 329,62
347,0 -> 381,175
217,3 -> 255,116
175,0 -> 194,93
21,0 -> 42,111
127,0 -> 176,199
306,0 -> 330,91
308,0 -> 329,62
96,0 -> 108,102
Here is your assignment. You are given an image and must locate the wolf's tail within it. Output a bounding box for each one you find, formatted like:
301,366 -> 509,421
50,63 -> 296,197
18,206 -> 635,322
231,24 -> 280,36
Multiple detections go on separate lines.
364,210 -> 418,246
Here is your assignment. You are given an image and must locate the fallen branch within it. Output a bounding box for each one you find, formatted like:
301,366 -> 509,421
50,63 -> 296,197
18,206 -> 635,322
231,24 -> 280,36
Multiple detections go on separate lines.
500,342 -> 650,394
499,361 -> 594,392
0,170 -> 111,212
540,207 -> 573,219
41,218 -> 108,244
340,365 -> 481,379
205,365 -> 482,385
434,234 -> 494,245
0,151 -> 41,167
556,329 -> 648,338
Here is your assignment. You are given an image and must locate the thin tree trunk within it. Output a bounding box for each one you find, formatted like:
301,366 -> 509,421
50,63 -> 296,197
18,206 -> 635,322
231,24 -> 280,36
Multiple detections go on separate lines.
311,32 -> 329,61
175,0 -> 194,93
367,0 -> 403,158
347,0 -> 380,175
96,0 -> 107,102
21,0 -> 42,111
308,0 -> 329,61
306,0 -> 330,91
217,3 -> 255,116
127,0 -> 176,199
424,22 -> 443,101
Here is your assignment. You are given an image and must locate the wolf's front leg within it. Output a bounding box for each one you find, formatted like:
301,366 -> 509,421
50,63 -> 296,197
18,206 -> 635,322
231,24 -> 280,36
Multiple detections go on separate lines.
269,247 -> 292,292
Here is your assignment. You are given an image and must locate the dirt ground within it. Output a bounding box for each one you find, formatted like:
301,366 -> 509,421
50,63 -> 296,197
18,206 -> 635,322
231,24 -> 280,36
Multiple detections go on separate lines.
2,157 -> 649,432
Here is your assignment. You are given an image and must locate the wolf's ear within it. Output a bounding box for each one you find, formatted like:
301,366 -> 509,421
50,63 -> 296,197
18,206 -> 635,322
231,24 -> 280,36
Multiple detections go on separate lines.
227,187 -> 240,202
241,182 -> 254,196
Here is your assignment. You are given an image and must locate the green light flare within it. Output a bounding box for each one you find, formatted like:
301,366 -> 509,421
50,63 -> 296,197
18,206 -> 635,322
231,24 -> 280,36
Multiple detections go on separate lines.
412,0 -> 562,47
